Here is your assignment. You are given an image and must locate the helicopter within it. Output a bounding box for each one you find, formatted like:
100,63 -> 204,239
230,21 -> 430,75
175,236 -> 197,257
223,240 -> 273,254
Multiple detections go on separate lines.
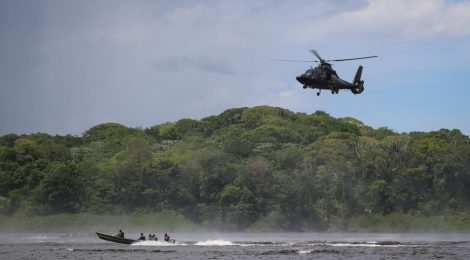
277,50 -> 377,96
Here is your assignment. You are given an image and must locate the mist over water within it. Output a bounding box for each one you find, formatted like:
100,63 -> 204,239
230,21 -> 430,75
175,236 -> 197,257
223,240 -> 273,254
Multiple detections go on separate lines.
2,232 -> 470,259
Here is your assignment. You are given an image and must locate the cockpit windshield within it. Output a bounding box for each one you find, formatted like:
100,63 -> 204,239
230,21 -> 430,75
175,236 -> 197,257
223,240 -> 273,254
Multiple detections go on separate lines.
304,68 -> 314,77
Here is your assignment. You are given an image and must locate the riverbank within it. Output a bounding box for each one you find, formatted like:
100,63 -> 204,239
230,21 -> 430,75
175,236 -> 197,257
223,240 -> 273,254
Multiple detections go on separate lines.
0,212 -> 201,233
2,212 -> 470,233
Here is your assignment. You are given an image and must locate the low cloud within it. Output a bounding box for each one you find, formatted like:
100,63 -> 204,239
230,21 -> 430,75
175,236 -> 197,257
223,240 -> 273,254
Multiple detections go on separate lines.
289,0 -> 470,42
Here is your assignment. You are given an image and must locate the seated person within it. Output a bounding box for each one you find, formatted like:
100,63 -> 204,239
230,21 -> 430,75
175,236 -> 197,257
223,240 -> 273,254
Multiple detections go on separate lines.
164,233 -> 170,242
139,233 -> 146,241
116,229 -> 124,238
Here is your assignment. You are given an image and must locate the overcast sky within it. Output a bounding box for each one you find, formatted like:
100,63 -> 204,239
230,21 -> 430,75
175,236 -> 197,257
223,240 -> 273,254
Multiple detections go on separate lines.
1,0 -> 470,136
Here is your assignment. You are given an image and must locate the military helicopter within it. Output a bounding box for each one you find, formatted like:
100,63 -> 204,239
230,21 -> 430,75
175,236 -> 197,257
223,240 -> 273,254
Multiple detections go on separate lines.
277,50 -> 377,96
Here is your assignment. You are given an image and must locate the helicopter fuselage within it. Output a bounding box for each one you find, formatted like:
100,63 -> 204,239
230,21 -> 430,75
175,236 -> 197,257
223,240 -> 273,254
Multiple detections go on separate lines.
275,49 -> 376,96
296,63 -> 364,95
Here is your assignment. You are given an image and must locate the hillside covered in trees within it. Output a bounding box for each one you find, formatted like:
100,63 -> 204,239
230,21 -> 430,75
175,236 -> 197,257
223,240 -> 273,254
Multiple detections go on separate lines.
1,106 -> 470,231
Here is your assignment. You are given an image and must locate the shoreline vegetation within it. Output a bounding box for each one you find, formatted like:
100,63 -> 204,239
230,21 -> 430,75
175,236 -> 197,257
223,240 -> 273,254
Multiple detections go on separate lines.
1,212 -> 470,233
0,212 -> 200,233
1,106 -> 470,232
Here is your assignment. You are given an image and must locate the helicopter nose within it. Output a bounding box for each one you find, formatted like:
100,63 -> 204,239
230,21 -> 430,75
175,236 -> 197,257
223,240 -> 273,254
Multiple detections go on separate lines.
296,75 -> 304,83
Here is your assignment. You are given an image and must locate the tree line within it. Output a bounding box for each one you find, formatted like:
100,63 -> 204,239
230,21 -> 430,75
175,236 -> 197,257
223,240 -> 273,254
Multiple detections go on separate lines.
1,106 -> 470,231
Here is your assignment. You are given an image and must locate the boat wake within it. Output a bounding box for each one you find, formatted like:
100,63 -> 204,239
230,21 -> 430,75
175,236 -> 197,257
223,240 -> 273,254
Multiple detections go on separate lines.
324,241 -> 404,248
132,240 -> 187,246
133,239 -> 236,246
195,239 -> 235,246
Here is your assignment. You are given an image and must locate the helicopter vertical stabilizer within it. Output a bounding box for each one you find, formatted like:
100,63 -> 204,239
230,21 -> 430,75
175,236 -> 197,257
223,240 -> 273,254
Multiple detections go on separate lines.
353,65 -> 363,85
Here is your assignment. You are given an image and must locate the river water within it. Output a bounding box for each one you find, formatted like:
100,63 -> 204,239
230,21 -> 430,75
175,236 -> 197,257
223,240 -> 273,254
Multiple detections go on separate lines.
1,232 -> 470,259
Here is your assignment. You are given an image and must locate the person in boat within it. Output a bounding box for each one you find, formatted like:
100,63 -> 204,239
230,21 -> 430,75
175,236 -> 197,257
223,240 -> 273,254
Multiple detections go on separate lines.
116,229 -> 124,238
154,234 -> 158,241
139,233 -> 146,241
164,233 -> 170,242
148,234 -> 152,240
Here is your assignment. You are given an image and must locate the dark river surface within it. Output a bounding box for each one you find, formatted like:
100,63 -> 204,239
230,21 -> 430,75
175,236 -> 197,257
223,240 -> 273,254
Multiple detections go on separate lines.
1,232 -> 470,259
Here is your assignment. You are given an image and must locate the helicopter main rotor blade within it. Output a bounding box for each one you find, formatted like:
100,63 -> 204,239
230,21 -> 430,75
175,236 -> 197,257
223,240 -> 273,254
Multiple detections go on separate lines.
327,56 -> 378,62
309,49 -> 323,61
271,59 -> 319,62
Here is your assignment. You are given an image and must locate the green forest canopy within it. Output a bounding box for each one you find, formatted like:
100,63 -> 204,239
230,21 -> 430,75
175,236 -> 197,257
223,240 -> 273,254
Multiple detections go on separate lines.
1,106 -> 470,231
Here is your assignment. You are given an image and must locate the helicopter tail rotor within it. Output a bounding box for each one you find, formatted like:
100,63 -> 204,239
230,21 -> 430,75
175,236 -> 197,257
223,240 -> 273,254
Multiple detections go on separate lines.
351,84 -> 364,94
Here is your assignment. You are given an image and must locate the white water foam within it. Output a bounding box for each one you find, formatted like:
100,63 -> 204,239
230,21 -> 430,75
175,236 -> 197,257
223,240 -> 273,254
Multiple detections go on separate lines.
24,234 -> 64,243
26,235 -> 61,241
281,242 -> 295,247
299,249 -> 312,254
195,240 -> 235,246
132,240 -> 187,246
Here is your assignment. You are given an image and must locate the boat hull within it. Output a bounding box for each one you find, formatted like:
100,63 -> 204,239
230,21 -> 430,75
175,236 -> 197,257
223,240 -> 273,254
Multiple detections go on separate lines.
96,232 -> 137,245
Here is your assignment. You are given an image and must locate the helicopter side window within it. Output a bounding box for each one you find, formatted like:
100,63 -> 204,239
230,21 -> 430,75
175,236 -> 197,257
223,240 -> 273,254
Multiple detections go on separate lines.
312,69 -> 320,78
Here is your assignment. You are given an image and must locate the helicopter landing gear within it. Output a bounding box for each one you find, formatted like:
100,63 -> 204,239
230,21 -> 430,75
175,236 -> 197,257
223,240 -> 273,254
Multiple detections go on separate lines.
331,88 -> 339,94
317,90 -> 321,96
303,85 -> 307,89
